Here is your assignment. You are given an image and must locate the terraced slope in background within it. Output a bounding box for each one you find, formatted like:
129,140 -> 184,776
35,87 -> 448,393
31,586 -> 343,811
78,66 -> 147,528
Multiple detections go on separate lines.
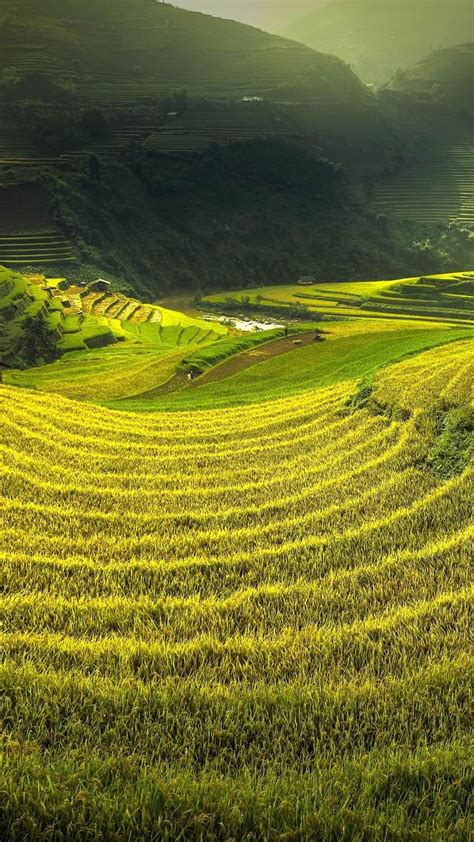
205,272 -> 474,325
384,43 -> 474,115
144,104 -> 300,154
0,121 -> 161,167
372,137 -> 474,225
0,232 -> 77,267
0,184 -> 76,266
1,334 -> 472,840
372,45 -> 474,225
0,268 -> 226,394
1,0 -> 369,104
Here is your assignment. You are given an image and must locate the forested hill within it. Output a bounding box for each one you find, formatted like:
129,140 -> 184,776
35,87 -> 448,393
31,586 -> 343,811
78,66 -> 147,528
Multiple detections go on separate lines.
0,0 -> 369,104
283,0 -> 474,85
383,43 -> 474,115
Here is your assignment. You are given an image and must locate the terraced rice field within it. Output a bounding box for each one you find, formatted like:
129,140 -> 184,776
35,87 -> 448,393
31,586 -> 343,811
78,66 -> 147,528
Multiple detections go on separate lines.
4,324 -> 225,401
1,0 -> 332,105
0,121 -> 159,167
145,107 -> 300,154
0,122 -> 70,168
0,268 -> 226,381
205,272 -> 474,325
0,232 -> 76,266
1,331 -> 472,839
372,118 -> 474,224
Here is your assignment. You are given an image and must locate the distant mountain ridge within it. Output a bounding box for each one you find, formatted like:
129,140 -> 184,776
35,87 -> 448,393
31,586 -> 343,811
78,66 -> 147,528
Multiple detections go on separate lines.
283,0 -> 474,85
173,2 -> 323,30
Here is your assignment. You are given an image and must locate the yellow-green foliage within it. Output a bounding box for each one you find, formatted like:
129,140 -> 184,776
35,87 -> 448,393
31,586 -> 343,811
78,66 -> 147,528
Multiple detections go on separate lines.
373,339 -> 474,412
2,271 -> 227,399
205,271 -> 474,324
0,335 -> 473,840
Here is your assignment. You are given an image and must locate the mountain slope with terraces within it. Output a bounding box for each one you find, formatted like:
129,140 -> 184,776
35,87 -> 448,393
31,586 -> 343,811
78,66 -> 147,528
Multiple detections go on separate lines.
383,43 -> 474,114
0,0 -> 371,105
372,45 -> 474,225
0,0 -> 394,177
0,268 -> 226,394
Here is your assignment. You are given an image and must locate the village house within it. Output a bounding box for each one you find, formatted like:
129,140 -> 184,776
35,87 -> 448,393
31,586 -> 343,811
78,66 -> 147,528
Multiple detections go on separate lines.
89,278 -> 112,292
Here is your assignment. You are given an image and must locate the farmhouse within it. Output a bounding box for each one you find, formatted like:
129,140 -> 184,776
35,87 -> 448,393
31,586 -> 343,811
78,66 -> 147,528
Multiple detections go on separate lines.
297,276 -> 316,285
89,278 -> 111,292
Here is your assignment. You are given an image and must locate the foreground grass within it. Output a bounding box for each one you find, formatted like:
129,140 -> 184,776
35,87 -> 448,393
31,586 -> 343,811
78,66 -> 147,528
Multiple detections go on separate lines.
1,331 -> 472,839
2,740 -> 471,841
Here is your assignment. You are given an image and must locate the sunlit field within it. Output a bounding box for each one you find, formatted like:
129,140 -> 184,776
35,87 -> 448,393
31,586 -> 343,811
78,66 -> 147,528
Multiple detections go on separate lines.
204,272 -> 474,325
1,0 -> 473,835
2,325 -> 472,840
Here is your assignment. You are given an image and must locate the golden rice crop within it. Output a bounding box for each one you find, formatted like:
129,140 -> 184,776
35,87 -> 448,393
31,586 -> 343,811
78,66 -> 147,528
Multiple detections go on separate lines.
0,338 -> 473,841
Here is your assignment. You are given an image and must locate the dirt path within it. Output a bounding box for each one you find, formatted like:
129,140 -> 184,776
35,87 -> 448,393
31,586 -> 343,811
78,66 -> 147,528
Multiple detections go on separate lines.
129,331 -> 321,400
195,331 -> 321,386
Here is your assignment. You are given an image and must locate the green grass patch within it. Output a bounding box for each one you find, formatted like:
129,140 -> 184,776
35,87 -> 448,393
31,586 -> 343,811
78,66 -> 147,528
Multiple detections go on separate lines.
427,405 -> 474,479
112,323 -> 473,412
180,328 -> 289,376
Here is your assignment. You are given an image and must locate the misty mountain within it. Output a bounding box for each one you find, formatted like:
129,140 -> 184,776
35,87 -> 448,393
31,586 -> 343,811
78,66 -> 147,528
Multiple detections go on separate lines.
283,0 -> 474,84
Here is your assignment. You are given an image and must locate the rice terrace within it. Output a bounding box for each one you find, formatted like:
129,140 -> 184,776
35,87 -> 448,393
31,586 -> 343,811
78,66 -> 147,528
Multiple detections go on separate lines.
0,1 -> 473,840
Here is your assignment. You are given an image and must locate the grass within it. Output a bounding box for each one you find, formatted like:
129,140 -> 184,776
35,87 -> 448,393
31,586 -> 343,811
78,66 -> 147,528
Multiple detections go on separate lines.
1,329 -> 473,839
2,270 -> 226,392
115,320 -> 473,411
5,324 -> 226,402
179,327 -> 290,375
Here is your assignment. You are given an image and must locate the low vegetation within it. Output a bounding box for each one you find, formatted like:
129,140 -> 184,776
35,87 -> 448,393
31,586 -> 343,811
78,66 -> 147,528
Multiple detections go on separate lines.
204,272 -> 474,326
1,271 -> 226,399
179,327 -> 293,376
1,327 -> 472,840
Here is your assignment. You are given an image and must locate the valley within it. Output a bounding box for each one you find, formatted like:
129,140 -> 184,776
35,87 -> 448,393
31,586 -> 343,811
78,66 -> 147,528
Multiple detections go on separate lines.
0,2 -> 473,839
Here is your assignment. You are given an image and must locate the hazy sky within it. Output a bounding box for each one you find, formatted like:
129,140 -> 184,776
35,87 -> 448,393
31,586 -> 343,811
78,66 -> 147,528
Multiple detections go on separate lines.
172,1 -> 324,30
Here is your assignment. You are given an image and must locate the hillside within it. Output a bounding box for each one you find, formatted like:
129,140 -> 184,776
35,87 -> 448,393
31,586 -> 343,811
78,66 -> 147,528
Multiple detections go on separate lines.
0,0 -> 369,104
4,267 -> 473,405
1,140 -> 472,299
0,2 -> 411,295
0,267 -> 226,394
2,313 -> 473,838
283,0 -> 474,85
0,1 -> 393,171
383,43 -> 474,114
370,45 -> 474,225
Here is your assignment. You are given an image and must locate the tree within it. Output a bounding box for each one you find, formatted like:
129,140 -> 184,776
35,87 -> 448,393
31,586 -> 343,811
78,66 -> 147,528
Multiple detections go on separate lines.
173,90 -> 188,112
15,314 -> 58,367
81,108 -> 108,138
88,153 -> 102,182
